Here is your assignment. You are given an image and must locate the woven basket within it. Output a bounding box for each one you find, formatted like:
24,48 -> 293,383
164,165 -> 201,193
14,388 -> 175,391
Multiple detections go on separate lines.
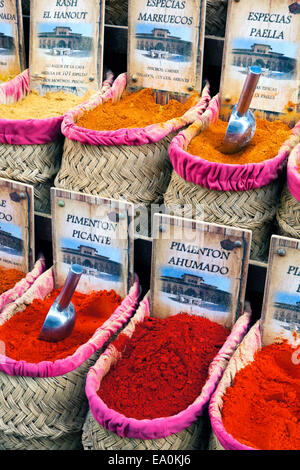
0,72 -> 113,214
0,138 -> 63,214
164,96 -> 300,262
164,171 -> 282,262
21,0 -> 30,15
0,351 -> 100,450
82,294 -> 251,450
276,142 -> 300,239
208,321 -> 262,450
205,0 -> 228,36
104,0 -> 228,36
82,413 -> 208,451
56,74 -> 210,236
276,184 -> 300,239
0,268 -> 140,450
56,132 -> 174,208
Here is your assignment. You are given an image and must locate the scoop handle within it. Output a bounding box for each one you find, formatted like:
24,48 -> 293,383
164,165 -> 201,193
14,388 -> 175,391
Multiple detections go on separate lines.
236,66 -> 261,117
57,264 -> 83,311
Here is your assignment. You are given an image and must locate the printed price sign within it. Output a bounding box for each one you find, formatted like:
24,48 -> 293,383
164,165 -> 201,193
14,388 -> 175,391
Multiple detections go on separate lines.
127,0 -> 206,99
29,0 -> 104,95
0,178 -> 34,274
51,188 -> 134,297
220,0 -> 300,125
0,0 -> 25,82
261,235 -> 300,347
150,214 -> 251,328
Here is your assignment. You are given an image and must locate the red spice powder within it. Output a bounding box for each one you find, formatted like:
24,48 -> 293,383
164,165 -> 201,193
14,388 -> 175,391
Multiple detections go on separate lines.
0,267 -> 25,295
222,341 -> 300,450
0,288 -> 122,363
99,313 -> 230,419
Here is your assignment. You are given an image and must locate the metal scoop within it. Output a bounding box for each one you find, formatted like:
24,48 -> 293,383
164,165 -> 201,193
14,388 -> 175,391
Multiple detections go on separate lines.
39,264 -> 83,343
220,66 -> 262,155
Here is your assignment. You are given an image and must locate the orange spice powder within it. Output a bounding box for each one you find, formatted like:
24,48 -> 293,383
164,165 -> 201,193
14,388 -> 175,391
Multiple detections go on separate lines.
0,267 -> 25,295
187,118 -> 291,165
0,288 -> 122,362
76,88 -> 200,131
221,341 -> 300,450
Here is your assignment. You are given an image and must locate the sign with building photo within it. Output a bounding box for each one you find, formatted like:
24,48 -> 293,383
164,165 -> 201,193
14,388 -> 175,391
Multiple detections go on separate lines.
128,0 -> 206,96
51,189 -> 134,297
220,0 -> 300,125
150,214 -> 252,328
0,0 -> 25,82
261,236 -> 300,347
0,178 -> 34,274
29,0 -> 104,95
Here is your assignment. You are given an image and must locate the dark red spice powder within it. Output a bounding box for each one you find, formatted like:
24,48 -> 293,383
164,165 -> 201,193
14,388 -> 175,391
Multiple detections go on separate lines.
0,288 -> 122,363
99,313 -> 230,419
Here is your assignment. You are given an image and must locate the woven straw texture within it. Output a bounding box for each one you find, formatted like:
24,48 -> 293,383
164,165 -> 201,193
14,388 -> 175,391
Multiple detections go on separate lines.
82,410 -> 209,450
0,349 -> 101,450
164,171 -> 282,262
276,184 -> 300,239
206,0 -> 228,36
55,134 -> 173,206
104,0 -> 228,36
208,431 -> 225,450
0,138 -> 63,213
21,0 -> 30,15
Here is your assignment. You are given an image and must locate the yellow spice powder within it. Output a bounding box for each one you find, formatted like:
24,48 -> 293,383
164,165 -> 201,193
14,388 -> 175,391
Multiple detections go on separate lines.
0,89 -> 93,120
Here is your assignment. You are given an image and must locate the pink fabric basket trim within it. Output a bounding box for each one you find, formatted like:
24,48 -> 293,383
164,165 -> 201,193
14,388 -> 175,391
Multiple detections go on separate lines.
0,268 -> 140,378
62,73 -> 211,147
85,295 -> 251,440
287,142 -> 300,202
0,72 -> 114,146
209,321 -> 262,450
0,70 -> 30,105
169,97 -> 300,192
0,257 -> 45,313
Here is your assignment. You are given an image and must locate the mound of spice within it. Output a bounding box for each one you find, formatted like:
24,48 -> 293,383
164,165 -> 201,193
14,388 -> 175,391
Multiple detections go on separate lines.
0,89 -> 93,120
0,288 -> 122,362
187,118 -> 291,165
76,88 -> 200,131
221,341 -> 300,450
0,267 -> 25,295
99,313 -> 230,419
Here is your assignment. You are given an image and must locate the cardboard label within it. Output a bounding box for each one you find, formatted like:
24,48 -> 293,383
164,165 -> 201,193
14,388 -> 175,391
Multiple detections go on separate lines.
150,214 -> 251,328
220,0 -> 300,125
261,235 -> 300,347
51,189 -> 134,297
0,178 -> 34,274
0,0 -> 25,82
128,0 -> 206,96
29,0 -> 104,95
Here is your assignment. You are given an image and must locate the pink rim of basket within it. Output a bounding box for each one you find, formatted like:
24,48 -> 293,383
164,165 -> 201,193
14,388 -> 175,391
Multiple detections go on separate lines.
287,142 -> 300,202
62,73 -> 211,147
168,97 -> 300,192
0,257 -> 45,313
0,269 -> 140,378
0,71 -> 114,146
85,295 -> 251,440
209,321 -> 263,450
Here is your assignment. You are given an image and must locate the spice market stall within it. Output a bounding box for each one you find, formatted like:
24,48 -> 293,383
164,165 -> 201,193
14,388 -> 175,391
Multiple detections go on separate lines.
82,215 -> 252,450
0,190 -> 140,450
164,0 -> 300,262
55,0 -> 210,235
209,235 -> 300,450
